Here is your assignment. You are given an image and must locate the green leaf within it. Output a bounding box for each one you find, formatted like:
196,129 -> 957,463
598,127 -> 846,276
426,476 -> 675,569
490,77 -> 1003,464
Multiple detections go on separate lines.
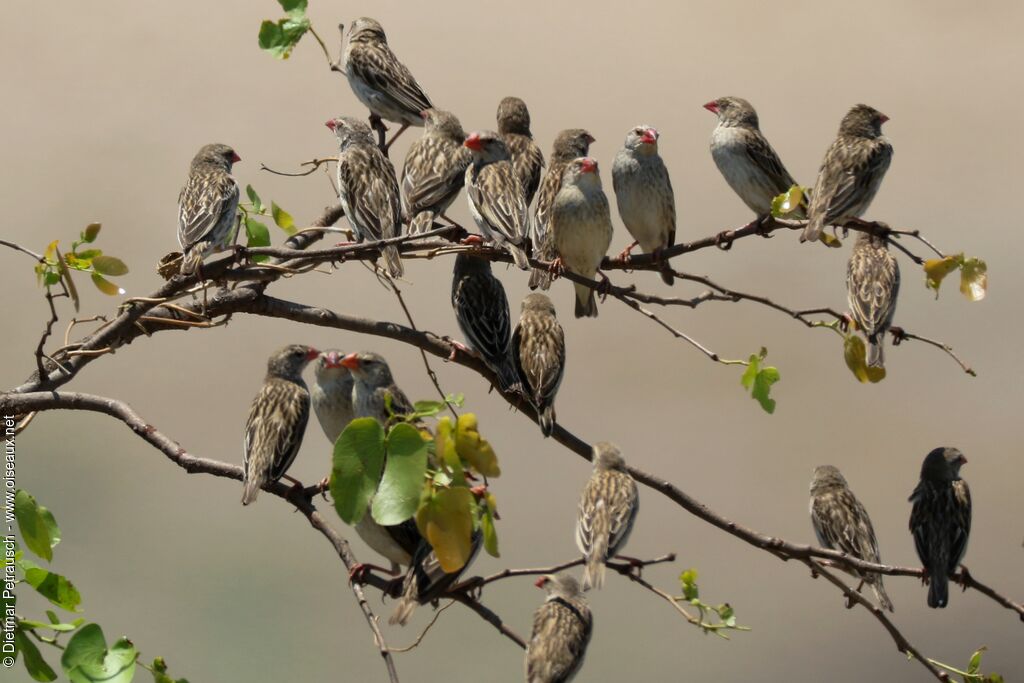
244,217 -> 271,264
82,223 -> 102,243
74,249 -> 102,261
278,0 -> 307,13
18,617 -> 83,632
54,248 -> 80,312
257,2 -> 310,61
960,257 -> 988,302
42,271 -> 61,286
90,272 -> 124,297
15,490 -> 59,561
372,424 -> 429,525
770,185 -> 805,218
15,627 -> 58,681
924,254 -> 961,297
21,559 -> 82,612
740,350 -> 779,413
270,202 -> 297,235
680,568 -> 699,601
245,184 -> 263,214
454,413 -> 501,477
415,487 -> 474,573
968,647 -> 985,675
481,493 -> 499,558
330,418 -> 386,525
91,255 -> 129,276
61,624 -> 137,683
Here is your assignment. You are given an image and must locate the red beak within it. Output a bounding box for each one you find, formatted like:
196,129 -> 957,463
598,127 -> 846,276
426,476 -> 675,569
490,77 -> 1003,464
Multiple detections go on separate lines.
322,351 -> 343,368
534,576 -> 549,589
340,352 -> 360,370
325,119 -> 338,131
580,157 -> 597,174
231,152 -> 242,163
703,100 -> 719,114
305,348 -> 321,361
464,133 -> 483,151
879,113 -> 890,124
641,128 -> 658,144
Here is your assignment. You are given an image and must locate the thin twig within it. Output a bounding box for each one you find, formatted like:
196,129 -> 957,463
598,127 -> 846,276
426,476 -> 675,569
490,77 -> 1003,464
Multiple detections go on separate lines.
0,238 -> 45,262
388,601 -> 456,653
259,157 -> 336,178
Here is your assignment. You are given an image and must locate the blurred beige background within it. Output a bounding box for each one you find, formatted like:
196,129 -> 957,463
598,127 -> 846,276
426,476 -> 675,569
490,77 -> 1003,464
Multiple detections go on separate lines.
3,1 -> 1022,681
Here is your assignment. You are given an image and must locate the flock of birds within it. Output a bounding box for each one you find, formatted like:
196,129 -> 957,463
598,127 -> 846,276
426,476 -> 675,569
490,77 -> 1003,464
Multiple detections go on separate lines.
170,16 -> 972,682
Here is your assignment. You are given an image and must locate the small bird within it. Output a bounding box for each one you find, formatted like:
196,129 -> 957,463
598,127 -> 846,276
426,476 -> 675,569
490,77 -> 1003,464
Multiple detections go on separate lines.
802,105 -> 893,243
400,108 -> 472,233
177,143 -> 241,275
342,17 -> 433,151
390,531 -> 482,626
576,442 -> 639,589
327,116 -> 404,278
704,96 -> 803,218
464,131 -> 531,269
612,125 -> 676,285
531,129 -> 595,291
525,573 -> 593,683
909,447 -> 972,608
497,96 -> 545,205
847,232 -> 900,368
551,157 -> 614,318
241,344 -> 319,505
451,253 -> 518,390
511,293 -> 565,437
809,465 -> 894,612
339,351 -> 416,428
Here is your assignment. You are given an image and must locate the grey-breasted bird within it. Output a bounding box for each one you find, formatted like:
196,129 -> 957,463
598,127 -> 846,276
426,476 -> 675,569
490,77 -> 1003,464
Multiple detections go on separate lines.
177,143 -> 241,275
511,293 -> 565,437
241,344 -> 319,505
340,351 -> 416,428
400,108 -> 472,234
497,96 -> 545,205
451,253 -> 518,390
525,573 -> 592,683
909,447 -> 972,608
464,130 -> 531,269
576,442 -> 639,589
847,232 -> 900,368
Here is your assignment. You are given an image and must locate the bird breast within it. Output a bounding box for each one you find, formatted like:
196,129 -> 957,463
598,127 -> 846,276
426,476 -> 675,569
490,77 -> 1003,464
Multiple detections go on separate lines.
710,126 -> 778,213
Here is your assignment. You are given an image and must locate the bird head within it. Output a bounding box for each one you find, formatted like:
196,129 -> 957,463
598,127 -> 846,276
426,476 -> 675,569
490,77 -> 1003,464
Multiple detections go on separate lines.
347,17 -> 387,44
464,131 -> 509,162
192,143 -> 241,171
496,96 -> 531,136
840,104 -> 889,138
552,129 -> 595,162
593,441 -> 625,471
268,344 -> 320,379
625,125 -> 659,153
340,351 -> 395,387
704,97 -> 758,128
920,447 -> 967,482
327,116 -> 374,147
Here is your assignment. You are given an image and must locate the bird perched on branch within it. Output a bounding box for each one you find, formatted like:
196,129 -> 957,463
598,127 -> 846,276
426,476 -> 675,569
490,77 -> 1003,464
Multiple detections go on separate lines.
451,253 -> 518,391
612,125 -> 676,285
340,351 -> 416,428
241,344 -> 319,505
342,17 -> 433,151
525,573 -> 592,683
177,143 -> 241,276
847,232 -> 900,368
552,157 -> 614,318
909,447 -> 972,608
512,293 -> 565,437
576,442 -> 639,589
390,530 -> 482,626
705,96 -> 803,218
802,104 -> 892,243
497,96 -> 545,205
809,465 -> 894,612
401,108 -> 471,234
327,116 -> 404,278
464,130 -> 531,269
532,129 -> 595,290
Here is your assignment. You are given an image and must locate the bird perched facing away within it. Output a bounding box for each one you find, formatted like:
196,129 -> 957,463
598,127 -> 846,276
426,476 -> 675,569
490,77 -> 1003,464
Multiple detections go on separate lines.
809,465 -> 894,612
177,143 -> 241,276
525,573 -> 593,683
705,96 -> 803,218
241,344 -> 320,505
340,351 -> 416,428
390,531 -> 482,626
552,157 -> 614,318
511,293 -> 565,437
909,447 -> 972,608
847,232 -> 900,368
342,17 -> 433,150
532,129 -> 595,290
451,253 -> 518,390
327,116 -> 404,278
497,96 -> 545,205
802,104 -> 892,243
611,125 -> 676,285
464,131 -> 531,269
576,442 -> 639,590
401,108 -> 472,234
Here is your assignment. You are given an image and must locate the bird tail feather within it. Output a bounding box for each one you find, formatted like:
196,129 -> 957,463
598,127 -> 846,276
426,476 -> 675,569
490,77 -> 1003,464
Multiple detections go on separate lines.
539,406 -> 556,438
871,578 -> 894,612
389,573 -> 418,625
659,264 -> 674,286
574,285 -> 597,318
508,243 -> 529,270
529,267 -> 552,290
241,478 -> 261,506
867,338 -> 885,368
382,245 -> 404,278
927,565 -> 948,608
179,246 -> 205,275
583,504 -> 611,590
800,215 -> 824,243
410,211 -> 435,235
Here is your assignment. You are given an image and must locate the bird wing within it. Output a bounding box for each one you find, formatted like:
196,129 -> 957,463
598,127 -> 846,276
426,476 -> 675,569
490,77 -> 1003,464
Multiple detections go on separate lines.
453,270 -> 512,365
402,140 -> 468,214
847,240 -> 900,337
743,130 -> 798,195
812,490 -> 882,567
178,170 -> 239,250
386,518 -> 424,558
339,147 -> 401,243
908,481 -> 933,565
506,134 -> 546,204
949,480 -> 972,570
467,162 -> 528,244
527,599 -> 591,683
243,379 -> 310,484
512,315 -> 566,408
348,44 -> 432,116
605,472 -> 639,556
821,137 -> 893,222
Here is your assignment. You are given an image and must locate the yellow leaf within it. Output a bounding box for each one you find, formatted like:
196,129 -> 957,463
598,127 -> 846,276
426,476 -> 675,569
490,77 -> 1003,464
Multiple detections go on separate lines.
865,366 -> 886,383
843,335 -> 870,383
924,255 -> 961,297
959,258 -> 988,302
416,487 -> 474,573
434,417 -> 465,483
819,232 -> 842,248
43,240 -> 59,263
454,414 -> 501,477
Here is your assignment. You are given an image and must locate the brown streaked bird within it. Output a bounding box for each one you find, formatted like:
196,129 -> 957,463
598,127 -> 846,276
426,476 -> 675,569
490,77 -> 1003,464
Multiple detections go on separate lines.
847,232 -> 900,368
497,96 -> 545,205
342,17 -> 433,150
531,129 -> 595,290
464,130 -> 531,269
327,116 -> 404,278
177,143 -> 241,276
400,108 -> 472,234
389,530 -> 482,626
511,293 -> 566,437
809,465 -> 894,612
576,442 -> 639,589
241,344 -> 319,505
340,351 -> 416,429
705,96 -> 804,218
451,253 -> 518,390
909,447 -> 972,608
525,573 -> 593,683
802,104 -> 892,242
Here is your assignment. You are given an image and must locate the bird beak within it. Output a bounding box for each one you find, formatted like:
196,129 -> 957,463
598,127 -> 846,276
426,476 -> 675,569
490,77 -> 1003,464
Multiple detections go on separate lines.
959,454 -> 968,464
641,128 -> 658,144
419,110 -> 430,120
463,133 -> 483,151
534,576 -> 549,589
703,100 -> 719,114
878,113 -> 890,124
325,119 -> 338,131
321,351 -> 343,368
340,352 -> 361,370
305,348 -> 321,361
585,133 -> 596,144
580,158 -> 597,174
231,152 -> 242,163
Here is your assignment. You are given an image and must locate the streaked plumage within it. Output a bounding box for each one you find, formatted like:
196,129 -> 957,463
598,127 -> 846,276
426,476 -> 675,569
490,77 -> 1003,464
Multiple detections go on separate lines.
847,232 -> 900,368
328,116 -> 404,277
611,125 -> 676,285
552,157 -> 613,318
401,108 -> 471,233
576,442 -> 639,590
241,344 -> 319,505
909,447 -> 972,608
531,130 -> 594,290
810,465 -> 894,612
464,131 -> 530,269
390,530 -> 482,625
451,253 -> 518,390
511,293 -> 565,437
802,105 -> 892,242
497,97 -> 545,205
177,143 -> 241,275
526,573 -> 592,683
705,96 -> 803,217
340,351 -> 416,428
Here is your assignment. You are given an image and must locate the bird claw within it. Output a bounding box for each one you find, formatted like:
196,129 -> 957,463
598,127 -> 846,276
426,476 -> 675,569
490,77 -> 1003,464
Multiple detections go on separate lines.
444,338 -> 472,361
349,563 -> 371,585
317,475 -> 331,501
547,257 -> 565,279
616,241 -> 638,263
889,326 -> 906,346
957,565 -> 972,591
714,230 -> 735,251
460,234 -> 485,246
595,271 -> 612,302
